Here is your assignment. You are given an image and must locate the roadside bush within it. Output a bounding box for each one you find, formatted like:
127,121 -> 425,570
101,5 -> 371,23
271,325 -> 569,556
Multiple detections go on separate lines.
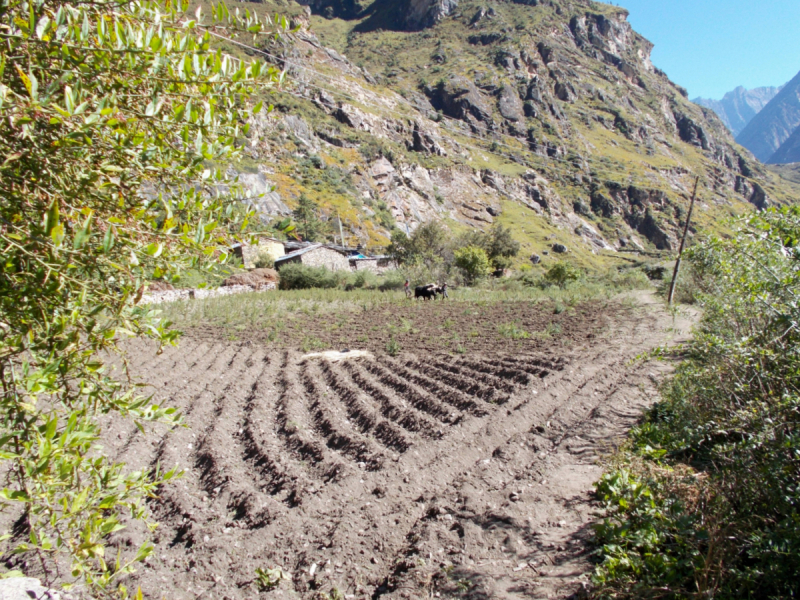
592,207 -> 800,599
349,269 -> 377,289
378,269 -> 407,291
278,264 -> 342,290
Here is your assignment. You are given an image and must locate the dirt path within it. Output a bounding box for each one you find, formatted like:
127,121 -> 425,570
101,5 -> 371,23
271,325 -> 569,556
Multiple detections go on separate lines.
83,293 -> 696,599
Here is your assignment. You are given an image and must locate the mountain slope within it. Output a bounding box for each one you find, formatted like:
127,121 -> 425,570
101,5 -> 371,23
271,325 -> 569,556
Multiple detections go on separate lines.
736,69 -> 800,162
694,85 -> 782,137
769,124 -> 800,164
220,0 -> 794,267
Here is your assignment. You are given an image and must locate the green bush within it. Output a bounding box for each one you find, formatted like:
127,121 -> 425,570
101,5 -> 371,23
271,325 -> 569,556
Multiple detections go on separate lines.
543,262 -> 581,288
592,208 -> 800,599
278,263 -> 343,290
454,246 -> 491,284
254,249 -> 275,269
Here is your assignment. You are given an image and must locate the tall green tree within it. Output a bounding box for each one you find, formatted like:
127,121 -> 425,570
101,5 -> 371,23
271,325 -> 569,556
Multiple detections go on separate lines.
0,0 -> 287,594
388,221 -> 451,268
292,193 -> 328,242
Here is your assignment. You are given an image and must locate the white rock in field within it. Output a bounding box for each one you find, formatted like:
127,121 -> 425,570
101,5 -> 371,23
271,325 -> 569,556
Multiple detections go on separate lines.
0,577 -> 90,599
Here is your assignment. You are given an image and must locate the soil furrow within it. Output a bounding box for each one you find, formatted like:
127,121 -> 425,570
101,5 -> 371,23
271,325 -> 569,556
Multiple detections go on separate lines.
317,359 -> 411,454
380,357 -> 491,414
192,348 -> 286,528
300,360 -> 388,471
410,359 -> 510,404
341,360 -> 441,438
275,352 -> 347,483
362,359 -> 463,423
430,357 -> 518,395
241,354 -> 318,505
451,355 -> 533,385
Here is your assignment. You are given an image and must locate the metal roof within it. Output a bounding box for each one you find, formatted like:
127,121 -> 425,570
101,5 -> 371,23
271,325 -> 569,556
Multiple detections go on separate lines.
273,244 -> 325,264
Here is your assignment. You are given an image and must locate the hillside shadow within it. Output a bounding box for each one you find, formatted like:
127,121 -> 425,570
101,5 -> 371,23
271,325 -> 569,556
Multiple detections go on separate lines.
351,0 -> 408,33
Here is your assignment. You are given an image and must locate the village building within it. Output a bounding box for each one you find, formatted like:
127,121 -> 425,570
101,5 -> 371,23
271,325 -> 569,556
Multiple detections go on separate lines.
273,244 -> 351,272
231,237 -> 285,269
349,255 -> 398,274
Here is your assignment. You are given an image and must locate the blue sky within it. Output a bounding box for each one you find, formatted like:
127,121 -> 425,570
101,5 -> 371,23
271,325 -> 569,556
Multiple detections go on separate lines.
617,0 -> 800,99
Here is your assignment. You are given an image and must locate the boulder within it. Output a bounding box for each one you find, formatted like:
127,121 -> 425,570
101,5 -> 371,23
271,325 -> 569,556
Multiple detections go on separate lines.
530,254 -> 541,264
552,243 -> 568,254
431,76 -> 493,124
497,84 -> 525,122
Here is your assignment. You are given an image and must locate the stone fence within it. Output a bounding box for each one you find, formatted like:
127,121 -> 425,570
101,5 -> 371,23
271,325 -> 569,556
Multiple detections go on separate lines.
140,283 -> 276,305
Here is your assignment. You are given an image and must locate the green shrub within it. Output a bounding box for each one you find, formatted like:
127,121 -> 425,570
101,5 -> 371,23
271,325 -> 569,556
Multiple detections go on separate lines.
0,0 -> 285,593
454,246 -> 491,284
592,208 -> 800,598
543,262 -> 581,288
278,263 -> 342,290
254,249 -> 275,269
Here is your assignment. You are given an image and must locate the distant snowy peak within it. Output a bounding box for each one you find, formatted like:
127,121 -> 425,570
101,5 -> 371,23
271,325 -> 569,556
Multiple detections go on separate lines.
694,84 -> 783,137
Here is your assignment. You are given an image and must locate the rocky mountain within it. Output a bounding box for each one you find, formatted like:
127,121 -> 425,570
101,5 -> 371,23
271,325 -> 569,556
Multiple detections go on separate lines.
736,69 -> 800,162
769,125 -> 800,164
223,0 -> 795,267
694,85 -> 782,137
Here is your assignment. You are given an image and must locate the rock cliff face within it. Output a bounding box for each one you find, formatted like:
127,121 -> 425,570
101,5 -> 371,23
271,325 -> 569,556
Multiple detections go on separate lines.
232,0 -> 794,264
736,69 -> 800,162
402,0 -> 459,30
694,85 -> 783,137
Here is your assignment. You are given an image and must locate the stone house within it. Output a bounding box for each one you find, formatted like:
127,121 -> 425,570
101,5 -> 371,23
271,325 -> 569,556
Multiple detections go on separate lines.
349,255 -> 397,274
273,244 -> 350,272
232,237 -> 285,269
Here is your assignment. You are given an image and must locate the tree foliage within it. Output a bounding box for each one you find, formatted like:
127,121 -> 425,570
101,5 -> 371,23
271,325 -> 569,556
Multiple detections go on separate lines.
388,221 -> 451,269
454,246 -> 491,284
292,193 -> 328,242
0,0 -> 286,594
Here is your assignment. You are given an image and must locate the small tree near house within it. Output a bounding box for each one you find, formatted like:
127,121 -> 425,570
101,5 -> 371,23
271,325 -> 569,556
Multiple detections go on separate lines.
293,193 -> 329,242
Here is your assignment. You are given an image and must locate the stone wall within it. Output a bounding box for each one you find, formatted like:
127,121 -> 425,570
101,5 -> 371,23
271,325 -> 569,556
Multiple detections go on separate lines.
350,257 -> 398,274
141,283 -> 276,305
284,246 -> 350,272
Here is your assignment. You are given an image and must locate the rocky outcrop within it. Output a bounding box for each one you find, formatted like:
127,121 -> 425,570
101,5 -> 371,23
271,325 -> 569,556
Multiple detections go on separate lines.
402,0 -> 458,30
428,76 -> 493,125
497,84 -> 525,122
231,0 -> 787,256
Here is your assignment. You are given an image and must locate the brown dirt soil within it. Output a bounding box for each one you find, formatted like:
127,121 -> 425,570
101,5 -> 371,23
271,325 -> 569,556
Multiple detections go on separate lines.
223,268 -> 279,287
28,292 -> 695,600
183,298 -> 616,357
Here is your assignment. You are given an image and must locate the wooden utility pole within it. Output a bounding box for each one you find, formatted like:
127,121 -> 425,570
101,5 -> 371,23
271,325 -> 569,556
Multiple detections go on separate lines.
668,176 -> 700,306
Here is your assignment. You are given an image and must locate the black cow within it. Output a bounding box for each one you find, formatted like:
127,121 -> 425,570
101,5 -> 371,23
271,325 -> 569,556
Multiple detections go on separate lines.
414,284 -> 440,300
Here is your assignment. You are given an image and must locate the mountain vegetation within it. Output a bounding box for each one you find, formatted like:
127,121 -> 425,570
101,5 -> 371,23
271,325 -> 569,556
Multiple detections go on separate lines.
215,0 -> 799,268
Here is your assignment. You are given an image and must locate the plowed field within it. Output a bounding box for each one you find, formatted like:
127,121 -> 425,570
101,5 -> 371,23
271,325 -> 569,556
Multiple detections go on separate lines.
95,292 -> 690,599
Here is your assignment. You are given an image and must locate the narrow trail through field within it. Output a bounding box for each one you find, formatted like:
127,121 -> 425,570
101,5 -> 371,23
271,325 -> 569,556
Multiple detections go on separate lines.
103,291 -> 694,600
